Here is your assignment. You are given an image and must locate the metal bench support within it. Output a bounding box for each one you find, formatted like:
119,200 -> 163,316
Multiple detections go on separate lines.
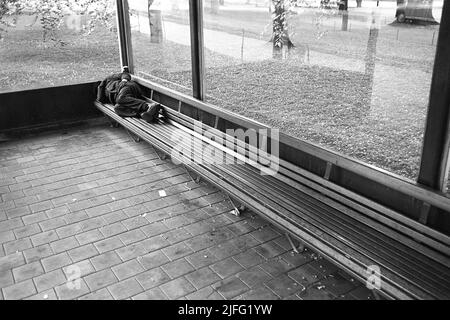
286,232 -> 305,253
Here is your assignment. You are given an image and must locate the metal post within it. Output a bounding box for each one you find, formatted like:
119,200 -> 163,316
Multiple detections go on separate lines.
418,0 -> 450,191
115,0 -> 134,73
189,0 -> 205,100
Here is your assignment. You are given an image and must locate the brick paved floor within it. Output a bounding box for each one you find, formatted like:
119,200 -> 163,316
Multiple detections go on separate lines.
0,121 -> 375,300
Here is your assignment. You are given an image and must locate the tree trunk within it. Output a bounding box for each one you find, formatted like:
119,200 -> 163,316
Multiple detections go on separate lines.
211,0 -> 220,14
272,0 -> 294,59
364,12 -> 379,112
340,0 -> 349,31
148,0 -> 162,43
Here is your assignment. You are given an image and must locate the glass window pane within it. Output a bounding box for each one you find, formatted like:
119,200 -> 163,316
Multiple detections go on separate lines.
202,0 -> 444,181
0,0 -> 120,93
127,0 -> 192,95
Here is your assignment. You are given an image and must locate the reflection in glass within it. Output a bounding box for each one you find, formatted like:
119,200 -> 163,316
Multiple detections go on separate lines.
127,0 -> 193,95
0,0 -> 120,93
200,0 -> 443,181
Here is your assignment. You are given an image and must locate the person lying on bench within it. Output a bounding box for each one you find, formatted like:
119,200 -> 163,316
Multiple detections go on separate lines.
97,70 -> 165,123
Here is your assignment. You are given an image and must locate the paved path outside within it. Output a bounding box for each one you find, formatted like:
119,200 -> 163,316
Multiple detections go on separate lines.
0,122 -> 373,300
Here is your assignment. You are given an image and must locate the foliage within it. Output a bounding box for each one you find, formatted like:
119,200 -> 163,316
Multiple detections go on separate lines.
0,0 -> 116,43
0,0 -> 20,39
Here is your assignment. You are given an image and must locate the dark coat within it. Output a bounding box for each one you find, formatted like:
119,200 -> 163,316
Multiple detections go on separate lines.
97,73 -> 148,117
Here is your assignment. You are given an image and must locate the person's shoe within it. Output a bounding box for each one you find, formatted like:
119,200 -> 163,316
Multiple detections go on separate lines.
159,107 -> 168,121
141,103 -> 160,123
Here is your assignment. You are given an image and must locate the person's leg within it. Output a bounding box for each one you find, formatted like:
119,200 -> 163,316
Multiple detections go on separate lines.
140,102 -> 162,123
114,95 -> 149,117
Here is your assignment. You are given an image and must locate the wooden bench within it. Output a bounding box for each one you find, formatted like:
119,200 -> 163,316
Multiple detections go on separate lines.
94,98 -> 450,300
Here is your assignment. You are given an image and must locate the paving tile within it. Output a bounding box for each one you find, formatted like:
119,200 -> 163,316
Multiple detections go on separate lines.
280,250 -> 312,268
138,251 -> 170,270
212,277 -> 250,300
132,287 -> 168,300
260,257 -> 293,277
288,264 -> 324,287
31,230 -> 59,247
63,259 -> 95,278
186,286 -> 224,300
6,206 -> 30,219
119,229 -> 146,245
13,260 -> 44,282
50,236 -> 79,254
233,249 -> 265,269
99,222 -> 127,238
3,279 -> 36,300
265,274 -> 305,298
94,236 -> 123,254
41,252 -> 72,272
25,288 -> 58,300
22,212 -> 48,225
254,241 -> 287,259
23,245 -> 53,263
142,235 -> 170,252
210,258 -> 245,279
229,234 -> 260,251
161,228 -> 193,244
185,249 -> 218,269
64,211 -> 89,224
39,217 -> 67,232
0,230 -> 15,245
0,218 -> 24,233
102,210 -> 127,225
46,206 -> 70,218
298,283 -> 336,300
185,267 -> 221,290
0,252 -> 26,272
208,242 -> 241,260
108,278 -> 143,300
75,229 -> 104,246
122,216 -> 149,230
111,259 -> 145,281
55,278 -> 90,300
159,277 -> 196,300
90,251 -> 122,271
237,266 -> 273,288
3,238 -> 32,255
140,221 -> 169,237
161,258 -> 195,279
115,242 -> 148,261
14,223 -> 41,239
240,286 -> 280,300
135,267 -> 171,290
84,269 -> 118,292
67,244 -> 98,262
318,271 -> 359,296
309,258 -> 340,276
162,242 -> 194,261
30,201 -> 54,213
79,288 -> 114,300
348,285 -> 375,300
33,269 -> 67,292
0,270 -> 14,289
